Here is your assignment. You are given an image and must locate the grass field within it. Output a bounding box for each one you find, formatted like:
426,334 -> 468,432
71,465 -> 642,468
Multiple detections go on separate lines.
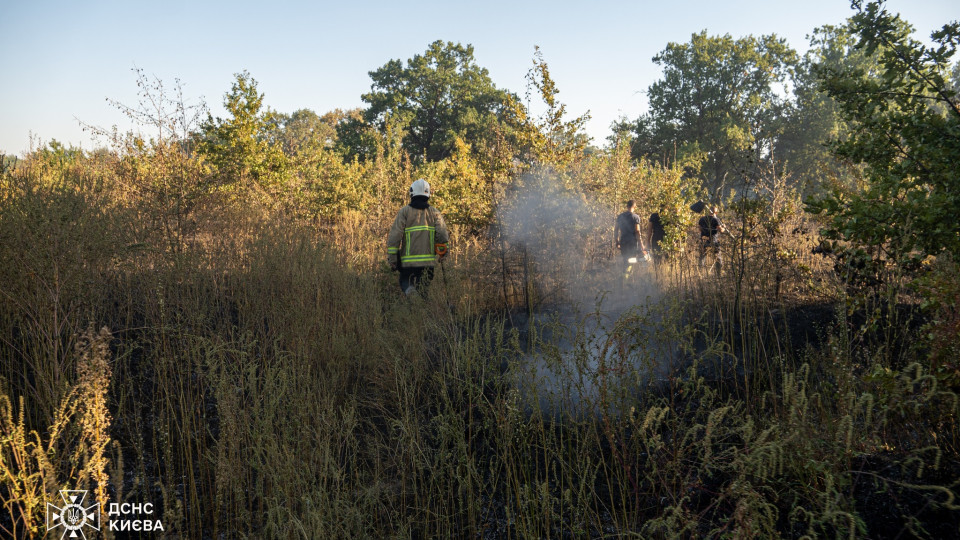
1,152 -> 958,539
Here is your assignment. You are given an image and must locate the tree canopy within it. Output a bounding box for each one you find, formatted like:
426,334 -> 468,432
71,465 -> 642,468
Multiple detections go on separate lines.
628,31 -> 798,196
197,71 -> 287,196
349,40 -> 522,164
807,0 -> 960,268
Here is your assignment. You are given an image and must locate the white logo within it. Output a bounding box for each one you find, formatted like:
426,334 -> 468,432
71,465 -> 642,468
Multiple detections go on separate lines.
46,490 -> 100,539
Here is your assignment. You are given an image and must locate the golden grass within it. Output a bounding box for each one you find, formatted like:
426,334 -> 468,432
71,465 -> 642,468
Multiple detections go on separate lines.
0,152 -> 957,538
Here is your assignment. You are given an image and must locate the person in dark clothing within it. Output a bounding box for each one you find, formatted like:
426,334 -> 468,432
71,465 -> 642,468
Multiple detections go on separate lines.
614,200 -> 648,274
648,211 -> 666,261
697,205 -> 725,271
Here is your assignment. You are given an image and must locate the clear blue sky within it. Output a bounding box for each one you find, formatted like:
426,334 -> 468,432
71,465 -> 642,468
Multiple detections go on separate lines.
1,0 -> 957,156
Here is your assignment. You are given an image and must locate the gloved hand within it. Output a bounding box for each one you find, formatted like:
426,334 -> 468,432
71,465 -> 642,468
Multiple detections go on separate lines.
389,261 -> 398,272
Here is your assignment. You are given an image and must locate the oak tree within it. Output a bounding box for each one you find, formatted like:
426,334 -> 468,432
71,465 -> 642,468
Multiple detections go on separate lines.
631,31 -> 798,195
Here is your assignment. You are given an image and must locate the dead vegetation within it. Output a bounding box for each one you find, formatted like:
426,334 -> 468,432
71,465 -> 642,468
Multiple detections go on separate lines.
0,140 -> 957,540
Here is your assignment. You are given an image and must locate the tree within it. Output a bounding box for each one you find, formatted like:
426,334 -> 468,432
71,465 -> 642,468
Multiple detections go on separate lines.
355,40 -> 522,164
807,1 -> 960,269
268,108 -> 362,159
517,46 -> 591,167
267,109 -> 331,157
631,31 -> 798,195
197,71 -> 287,197
777,20 -> 899,195
777,25 -> 858,194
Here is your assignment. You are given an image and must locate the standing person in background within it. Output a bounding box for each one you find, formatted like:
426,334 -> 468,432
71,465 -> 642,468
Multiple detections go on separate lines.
387,178 -> 449,297
697,205 -> 725,273
614,200 -> 648,280
648,210 -> 666,262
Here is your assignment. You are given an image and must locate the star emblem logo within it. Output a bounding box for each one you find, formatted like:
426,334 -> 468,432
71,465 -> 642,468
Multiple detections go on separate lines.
46,490 -> 100,539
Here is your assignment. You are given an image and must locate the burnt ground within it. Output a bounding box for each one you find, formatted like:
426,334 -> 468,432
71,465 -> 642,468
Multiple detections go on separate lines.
495,297 -> 958,538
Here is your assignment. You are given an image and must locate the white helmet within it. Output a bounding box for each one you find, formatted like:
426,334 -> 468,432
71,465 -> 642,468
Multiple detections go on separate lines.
410,178 -> 431,198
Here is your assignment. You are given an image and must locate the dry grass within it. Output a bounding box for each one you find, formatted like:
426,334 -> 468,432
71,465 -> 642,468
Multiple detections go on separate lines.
0,151 -> 957,539
0,325 -> 114,539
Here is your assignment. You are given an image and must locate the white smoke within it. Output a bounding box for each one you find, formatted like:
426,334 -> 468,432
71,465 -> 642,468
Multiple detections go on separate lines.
495,169 -> 673,417
496,168 -> 661,311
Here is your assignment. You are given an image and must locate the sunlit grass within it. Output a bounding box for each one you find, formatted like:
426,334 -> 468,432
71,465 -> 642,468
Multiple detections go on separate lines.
0,153 -> 957,539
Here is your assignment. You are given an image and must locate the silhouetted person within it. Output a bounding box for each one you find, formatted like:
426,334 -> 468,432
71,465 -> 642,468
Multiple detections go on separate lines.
697,205 -> 725,272
649,211 -> 666,261
614,200 -> 648,277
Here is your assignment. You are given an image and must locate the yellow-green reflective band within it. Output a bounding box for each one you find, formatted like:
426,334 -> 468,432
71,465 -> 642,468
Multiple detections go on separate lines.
403,225 -> 436,257
387,247 -> 398,253
401,255 -> 437,262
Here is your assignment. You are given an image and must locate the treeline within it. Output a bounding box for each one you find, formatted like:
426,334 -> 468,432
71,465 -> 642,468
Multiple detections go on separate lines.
9,4 -> 958,241
4,0 -> 958,349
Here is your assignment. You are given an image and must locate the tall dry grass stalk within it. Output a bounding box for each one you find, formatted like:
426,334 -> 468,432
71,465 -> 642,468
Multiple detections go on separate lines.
0,325 -> 115,538
74,326 -> 113,514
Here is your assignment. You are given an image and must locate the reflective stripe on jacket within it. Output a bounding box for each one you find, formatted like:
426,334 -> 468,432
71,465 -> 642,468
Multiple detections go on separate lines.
387,204 -> 449,268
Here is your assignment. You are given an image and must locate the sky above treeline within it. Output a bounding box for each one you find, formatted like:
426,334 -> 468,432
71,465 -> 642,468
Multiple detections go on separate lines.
1,0 -> 957,156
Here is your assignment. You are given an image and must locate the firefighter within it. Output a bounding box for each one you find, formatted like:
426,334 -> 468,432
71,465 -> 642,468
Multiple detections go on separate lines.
614,199 -> 648,277
387,179 -> 450,297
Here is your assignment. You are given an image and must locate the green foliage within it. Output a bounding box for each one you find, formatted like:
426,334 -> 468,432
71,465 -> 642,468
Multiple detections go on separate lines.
31,141 -> 86,165
301,149 -> 373,220
267,108 -> 336,157
358,40 -> 522,165
264,108 -> 389,221
418,137 -> 496,231
197,71 -> 288,200
777,22 -> 875,195
517,46 -> 592,167
631,31 -> 798,195
916,258 -> 960,389
807,1 -> 960,269
333,114 -> 382,164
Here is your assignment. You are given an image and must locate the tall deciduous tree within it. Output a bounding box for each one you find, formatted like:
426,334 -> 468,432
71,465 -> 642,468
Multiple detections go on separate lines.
777,20 -> 896,195
631,31 -> 798,195
354,40 -> 522,164
807,0 -> 960,268
197,71 -> 287,196
518,46 -> 591,167
267,109 -> 331,157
